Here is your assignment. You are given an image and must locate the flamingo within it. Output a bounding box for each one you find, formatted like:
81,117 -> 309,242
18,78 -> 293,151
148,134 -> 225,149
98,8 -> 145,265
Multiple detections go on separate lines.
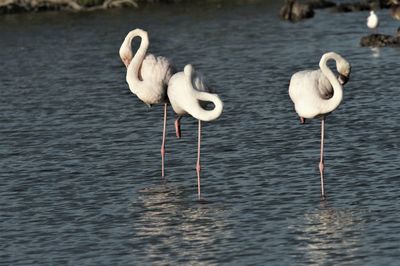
288,52 -> 351,198
119,28 -> 175,177
167,64 -> 223,198
367,10 -> 379,33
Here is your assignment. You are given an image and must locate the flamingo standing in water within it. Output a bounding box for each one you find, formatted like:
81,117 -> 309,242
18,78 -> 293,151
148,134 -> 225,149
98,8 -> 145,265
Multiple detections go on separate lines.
288,52 -> 351,198
167,64 -> 223,198
119,28 -> 175,177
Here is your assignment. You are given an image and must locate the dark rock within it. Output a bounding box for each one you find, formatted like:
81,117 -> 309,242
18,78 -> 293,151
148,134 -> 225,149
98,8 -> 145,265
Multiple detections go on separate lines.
305,0 -> 336,9
360,31 -> 400,47
331,2 -> 371,12
392,4 -> 400,20
377,0 -> 393,8
280,0 -> 315,22
328,0 -> 395,13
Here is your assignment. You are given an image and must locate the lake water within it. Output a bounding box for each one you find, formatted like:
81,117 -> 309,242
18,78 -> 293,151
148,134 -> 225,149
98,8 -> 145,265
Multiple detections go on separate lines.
1,1 -> 400,265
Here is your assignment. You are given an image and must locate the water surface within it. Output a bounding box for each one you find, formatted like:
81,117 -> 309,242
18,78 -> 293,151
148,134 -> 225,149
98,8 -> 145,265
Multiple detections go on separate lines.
1,2 -> 400,265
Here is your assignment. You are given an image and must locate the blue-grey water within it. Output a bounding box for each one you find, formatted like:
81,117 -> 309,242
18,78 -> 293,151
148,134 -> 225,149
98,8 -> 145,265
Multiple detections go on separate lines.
1,1 -> 400,265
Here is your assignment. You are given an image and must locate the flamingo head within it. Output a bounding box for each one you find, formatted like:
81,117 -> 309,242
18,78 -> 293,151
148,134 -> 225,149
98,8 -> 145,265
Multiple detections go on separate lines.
337,60 -> 351,85
119,40 -> 133,68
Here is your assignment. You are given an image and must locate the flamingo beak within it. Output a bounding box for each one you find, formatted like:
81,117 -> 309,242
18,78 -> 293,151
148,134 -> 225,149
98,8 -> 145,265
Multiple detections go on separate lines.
338,74 -> 349,85
123,58 -> 130,68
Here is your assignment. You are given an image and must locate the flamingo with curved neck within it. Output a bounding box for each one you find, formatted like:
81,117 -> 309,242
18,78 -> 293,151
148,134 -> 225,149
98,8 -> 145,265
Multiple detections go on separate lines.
119,28 -> 175,177
288,52 -> 351,198
167,64 -> 223,198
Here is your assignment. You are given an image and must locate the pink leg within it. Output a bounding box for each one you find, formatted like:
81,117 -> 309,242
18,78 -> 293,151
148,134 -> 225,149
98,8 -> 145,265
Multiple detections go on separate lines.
196,120 -> 201,199
300,117 -> 305,124
174,116 -> 182,139
319,116 -> 325,198
161,103 -> 167,177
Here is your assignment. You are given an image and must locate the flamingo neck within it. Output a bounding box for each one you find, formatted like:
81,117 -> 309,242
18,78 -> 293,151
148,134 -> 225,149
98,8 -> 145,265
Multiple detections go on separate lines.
319,52 -> 343,114
126,29 -> 149,87
183,64 -> 223,121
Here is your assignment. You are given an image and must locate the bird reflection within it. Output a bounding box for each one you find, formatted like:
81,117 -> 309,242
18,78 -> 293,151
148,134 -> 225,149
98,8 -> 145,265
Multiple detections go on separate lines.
294,203 -> 365,265
370,47 -> 380,58
128,184 -> 228,264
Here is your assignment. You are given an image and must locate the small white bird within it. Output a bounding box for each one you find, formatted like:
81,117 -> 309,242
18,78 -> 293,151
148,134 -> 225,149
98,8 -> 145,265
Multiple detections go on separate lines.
367,10 -> 379,33
119,29 -> 175,177
167,64 -> 223,198
288,52 -> 351,198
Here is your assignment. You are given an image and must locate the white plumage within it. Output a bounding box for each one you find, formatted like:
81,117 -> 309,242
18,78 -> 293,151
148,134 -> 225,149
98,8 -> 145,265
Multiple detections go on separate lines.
288,52 -> 351,198
119,28 -> 176,177
168,64 -> 223,122
367,10 -> 379,31
289,52 -> 350,120
119,28 -> 175,106
167,64 -> 223,198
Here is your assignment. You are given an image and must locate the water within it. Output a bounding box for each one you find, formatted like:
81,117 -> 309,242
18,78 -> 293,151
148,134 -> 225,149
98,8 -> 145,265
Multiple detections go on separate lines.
1,2 -> 400,265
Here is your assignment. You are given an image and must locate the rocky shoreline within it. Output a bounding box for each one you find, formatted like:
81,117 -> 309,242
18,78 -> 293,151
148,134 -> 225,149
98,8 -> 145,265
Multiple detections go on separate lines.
1,0 -> 224,14
280,0 -> 395,22
0,0 -> 141,14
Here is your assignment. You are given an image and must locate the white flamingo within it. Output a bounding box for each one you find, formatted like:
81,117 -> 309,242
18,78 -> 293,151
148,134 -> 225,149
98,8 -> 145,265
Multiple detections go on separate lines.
167,64 -> 223,198
288,52 -> 351,198
119,28 -> 175,177
367,10 -> 379,33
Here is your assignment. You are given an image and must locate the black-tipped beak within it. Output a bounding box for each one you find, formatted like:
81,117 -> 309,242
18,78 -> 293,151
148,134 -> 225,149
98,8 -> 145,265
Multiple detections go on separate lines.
123,58 -> 130,69
338,74 -> 349,85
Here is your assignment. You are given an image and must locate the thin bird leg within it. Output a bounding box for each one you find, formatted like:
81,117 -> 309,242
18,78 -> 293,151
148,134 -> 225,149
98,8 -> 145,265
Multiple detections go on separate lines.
161,103 -> 167,177
300,117 -> 306,124
319,116 -> 326,198
196,120 -> 202,199
174,116 -> 182,139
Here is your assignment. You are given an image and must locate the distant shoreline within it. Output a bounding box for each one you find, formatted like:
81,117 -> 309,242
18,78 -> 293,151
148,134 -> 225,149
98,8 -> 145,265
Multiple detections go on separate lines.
1,0 -> 396,16
0,0 -> 140,15
0,0 -> 265,15
0,0 -> 225,14
0,0 -> 278,15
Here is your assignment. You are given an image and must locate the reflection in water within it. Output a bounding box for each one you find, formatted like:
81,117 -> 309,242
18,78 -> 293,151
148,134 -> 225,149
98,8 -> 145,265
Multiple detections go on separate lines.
1,2 -> 400,265
129,184 -> 229,265
293,203 -> 365,265
370,47 -> 380,58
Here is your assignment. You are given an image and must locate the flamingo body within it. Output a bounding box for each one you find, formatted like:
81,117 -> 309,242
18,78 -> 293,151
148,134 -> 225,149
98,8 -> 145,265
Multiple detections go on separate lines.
168,65 -> 222,120
119,28 -> 175,106
289,52 -> 350,120
129,53 -> 174,105
289,70 -> 335,119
